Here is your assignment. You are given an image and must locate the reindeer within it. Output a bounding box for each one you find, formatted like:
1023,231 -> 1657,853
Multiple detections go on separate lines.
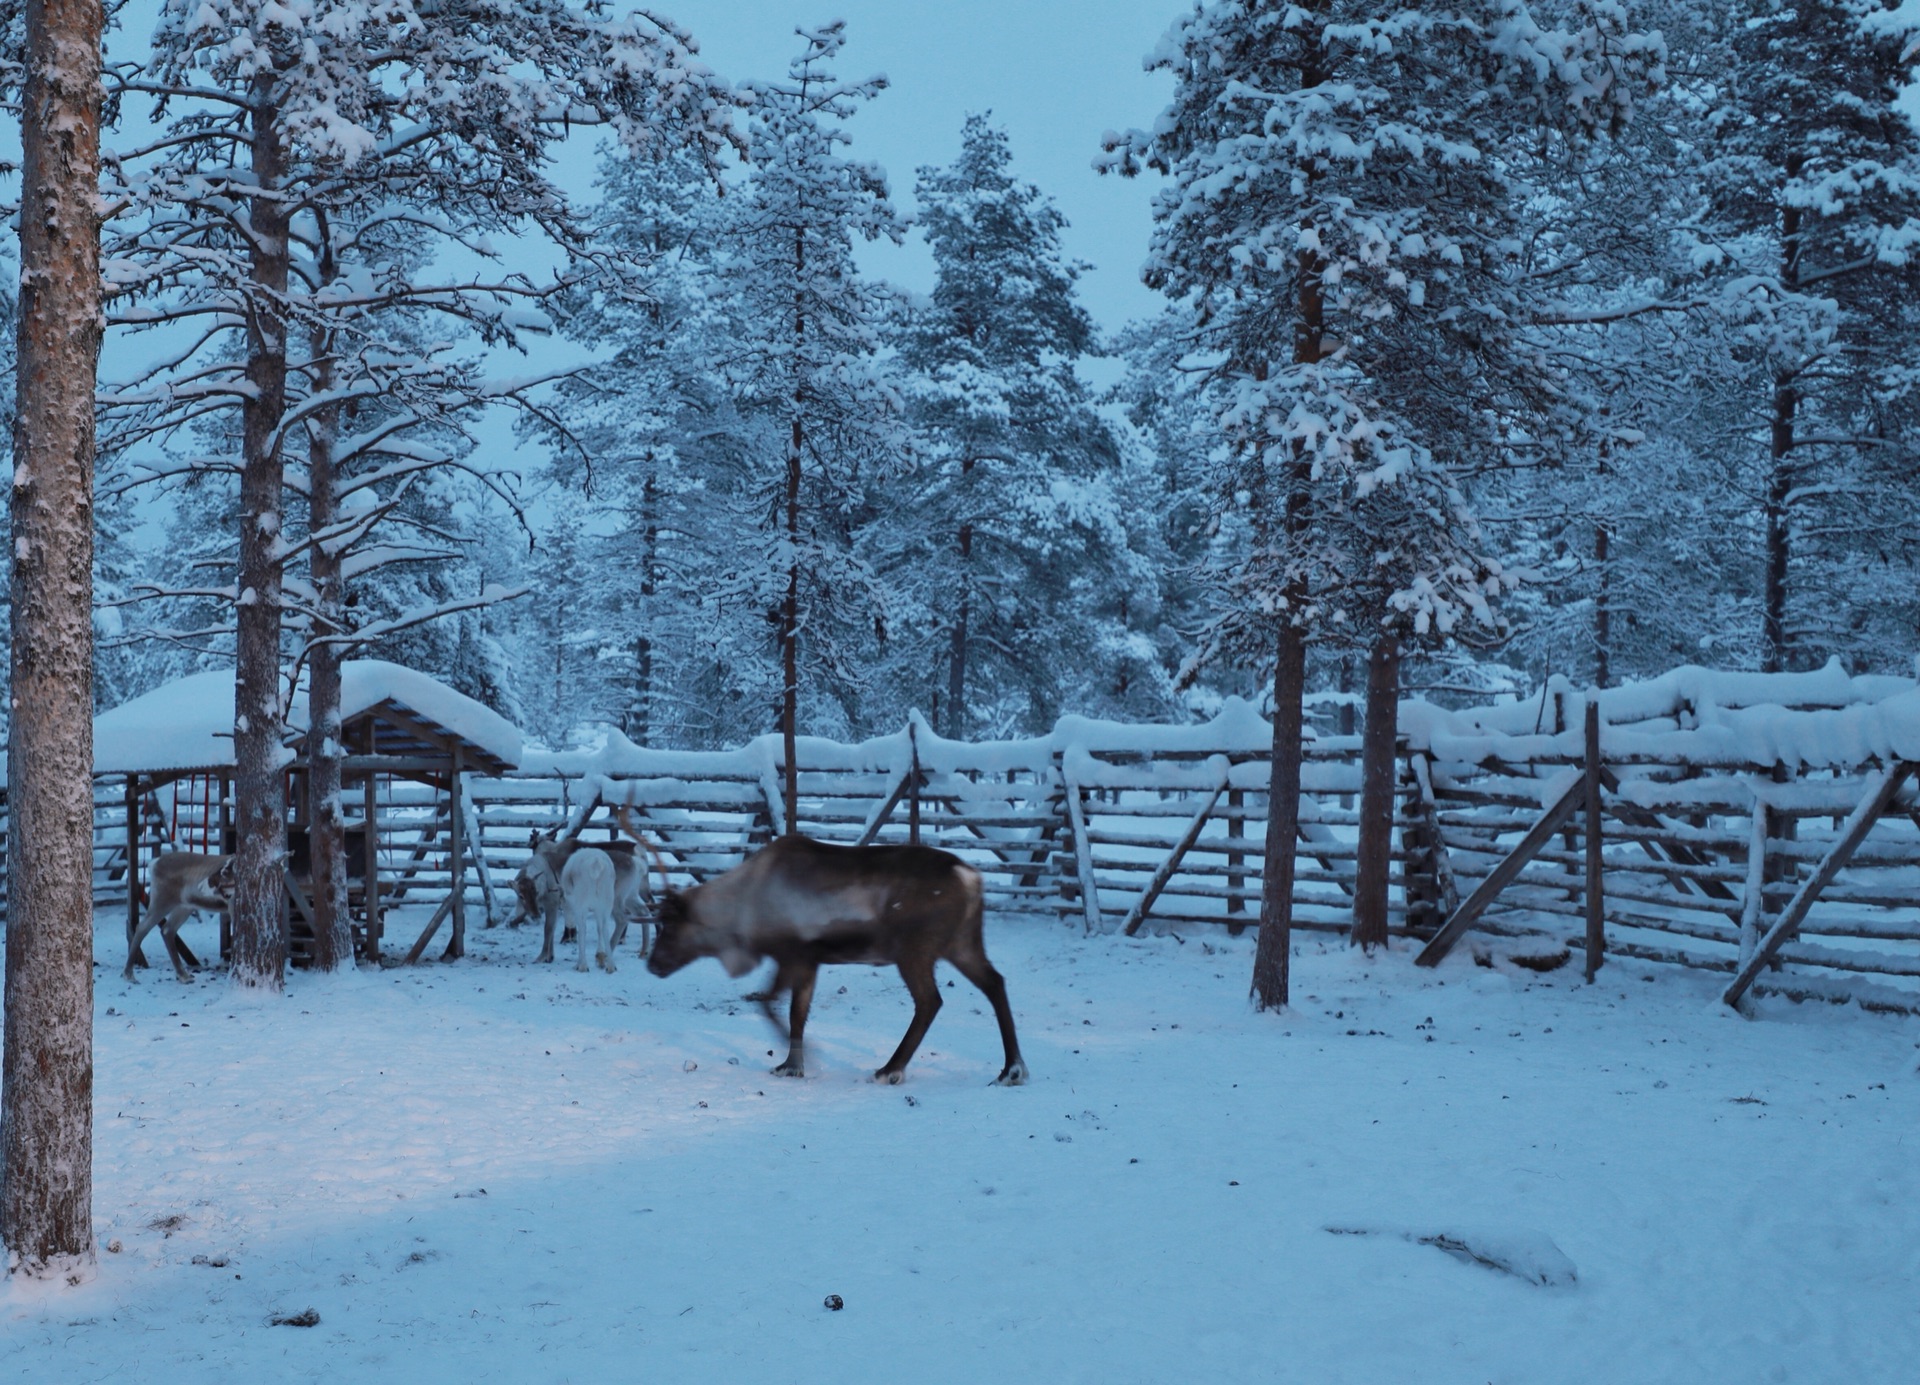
125,851 -> 235,983
560,847 -> 621,973
646,835 -> 1028,1086
503,807 -> 669,962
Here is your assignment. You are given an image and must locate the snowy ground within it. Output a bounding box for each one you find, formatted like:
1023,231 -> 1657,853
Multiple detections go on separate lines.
4,910 -> 1918,1383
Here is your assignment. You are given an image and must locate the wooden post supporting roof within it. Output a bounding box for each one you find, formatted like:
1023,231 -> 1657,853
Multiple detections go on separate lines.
1415,773 -> 1588,968
1721,762 -> 1914,1009
1583,702 -> 1605,983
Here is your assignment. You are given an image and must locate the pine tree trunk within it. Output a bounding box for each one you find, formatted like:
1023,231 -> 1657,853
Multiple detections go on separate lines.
781,414 -> 802,835
2,0 -> 105,1276
305,288 -> 350,972
231,80 -> 292,989
1763,163 -> 1803,676
1251,5 -> 1330,1013
1593,436 -> 1612,688
1350,633 -> 1400,951
945,458 -> 974,739
1252,620 -> 1305,1011
624,472 -> 659,745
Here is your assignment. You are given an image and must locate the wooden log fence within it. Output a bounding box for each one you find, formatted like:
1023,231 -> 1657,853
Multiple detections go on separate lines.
8,671 -> 1920,1013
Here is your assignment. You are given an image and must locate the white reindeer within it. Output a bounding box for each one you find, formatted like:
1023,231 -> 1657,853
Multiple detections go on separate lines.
561,847 -> 620,974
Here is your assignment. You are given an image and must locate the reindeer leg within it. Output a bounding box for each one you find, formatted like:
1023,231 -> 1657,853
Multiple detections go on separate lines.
876,957 -> 943,1085
949,950 -> 1028,1086
125,903 -> 166,981
537,896 -> 557,965
596,908 -> 617,974
570,897 -> 590,973
772,961 -> 818,1078
751,961 -> 794,1039
160,910 -> 198,983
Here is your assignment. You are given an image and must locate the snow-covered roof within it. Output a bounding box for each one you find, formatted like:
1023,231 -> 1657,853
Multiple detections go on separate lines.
92,662 -> 521,779
290,660 -> 522,774
93,670 -> 264,778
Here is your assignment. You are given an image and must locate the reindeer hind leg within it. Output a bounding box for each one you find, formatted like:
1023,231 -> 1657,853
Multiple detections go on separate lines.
948,946 -> 1027,1086
876,956 -> 943,1085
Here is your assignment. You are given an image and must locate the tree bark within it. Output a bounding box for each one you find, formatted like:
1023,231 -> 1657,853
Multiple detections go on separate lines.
1251,4 -> 1330,1013
622,470 -> 659,746
1350,632 -> 1400,951
1762,158 -> 1803,676
304,244 -> 351,972
231,78 -> 292,989
3,0 -> 105,1276
780,413 -> 801,834
1252,621 -> 1305,1011
945,457 -> 974,739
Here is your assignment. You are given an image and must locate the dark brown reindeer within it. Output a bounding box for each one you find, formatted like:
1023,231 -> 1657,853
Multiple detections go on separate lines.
646,836 -> 1028,1086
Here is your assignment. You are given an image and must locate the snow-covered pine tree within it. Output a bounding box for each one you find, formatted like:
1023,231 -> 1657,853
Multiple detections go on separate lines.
2,0 -> 104,1277
534,134 -> 734,748
874,116 -> 1167,736
1688,0 -> 1920,672
703,21 -> 908,817
101,1 -> 738,983
1104,1 -> 1659,994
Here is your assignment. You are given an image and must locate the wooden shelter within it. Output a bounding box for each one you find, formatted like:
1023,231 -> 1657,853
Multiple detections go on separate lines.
88,662 -> 521,969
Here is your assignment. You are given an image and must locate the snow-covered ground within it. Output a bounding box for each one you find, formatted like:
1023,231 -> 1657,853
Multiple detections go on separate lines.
5,910 -> 1918,1383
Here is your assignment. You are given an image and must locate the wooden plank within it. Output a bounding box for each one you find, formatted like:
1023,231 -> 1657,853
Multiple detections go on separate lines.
404,893 -> 457,966
1584,703 -> 1604,982
362,728 -> 382,961
1415,775 -> 1588,968
1721,762 -> 1914,1009
852,764 -> 911,847
1739,800 -> 1767,970
1122,776 -> 1227,937
1063,773 -> 1102,935
443,748 -> 466,961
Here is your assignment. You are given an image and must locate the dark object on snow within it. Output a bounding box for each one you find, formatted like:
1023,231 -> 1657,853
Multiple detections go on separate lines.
1326,1225 -> 1576,1287
1507,946 -> 1570,973
824,1294 -> 844,1311
271,1308 -> 322,1327
646,836 -> 1026,1086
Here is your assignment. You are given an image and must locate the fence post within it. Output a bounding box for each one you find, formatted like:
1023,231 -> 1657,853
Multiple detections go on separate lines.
908,720 -> 922,847
1226,785 -> 1246,932
1583,700 -> 1605,982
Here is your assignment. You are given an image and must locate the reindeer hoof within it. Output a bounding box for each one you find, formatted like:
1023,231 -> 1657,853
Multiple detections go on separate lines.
598,953 -> 616,973
995,1061 -> 1030,1087
574,960 -> 590,973
874,1068 -> 906,1086
772,1061 -> 805,1078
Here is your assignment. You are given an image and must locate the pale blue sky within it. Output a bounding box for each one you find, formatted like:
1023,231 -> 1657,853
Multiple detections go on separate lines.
629,2 -> 1181,334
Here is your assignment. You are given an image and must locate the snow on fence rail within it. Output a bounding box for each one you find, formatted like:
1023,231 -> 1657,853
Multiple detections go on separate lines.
4,661 -> 1920,1012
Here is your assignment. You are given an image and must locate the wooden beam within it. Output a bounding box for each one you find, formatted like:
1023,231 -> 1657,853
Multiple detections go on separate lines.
1583,701 -> 1604,983
362,726 -> 382,961
404,893 -> 456,966
124,776 -> 141,963
852,764 -> 911,847
1063,773 -> 1102,935
1415,774 -> 1588,968
1721,762 -> 1914,1009
1739,799 -> 1768,969
1122,775 -> 1227,937
444,747 -> 467,961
